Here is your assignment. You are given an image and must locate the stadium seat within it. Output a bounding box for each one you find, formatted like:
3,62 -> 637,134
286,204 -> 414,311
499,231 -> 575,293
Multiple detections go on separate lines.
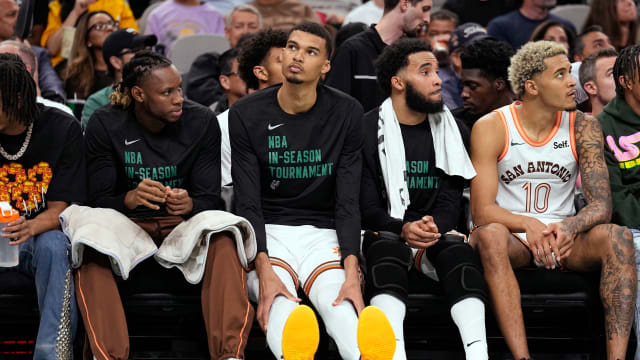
170,34 -> 231,74
550,4 -> 590,32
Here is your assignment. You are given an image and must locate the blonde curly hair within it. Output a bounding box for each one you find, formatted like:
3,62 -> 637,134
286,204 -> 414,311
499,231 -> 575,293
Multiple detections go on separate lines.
508,40 -> 568,97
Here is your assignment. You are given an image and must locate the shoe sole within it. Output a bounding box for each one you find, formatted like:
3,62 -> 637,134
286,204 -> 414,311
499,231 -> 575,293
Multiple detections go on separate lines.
358,306 -> 396,360
282,305 -> 319,360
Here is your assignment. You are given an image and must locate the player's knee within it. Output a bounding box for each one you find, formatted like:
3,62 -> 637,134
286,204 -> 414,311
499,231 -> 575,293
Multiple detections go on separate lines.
432,238 -> 489,307
362,231 -> 411,304
472,223 -> 510,257
601,224 -> 635,256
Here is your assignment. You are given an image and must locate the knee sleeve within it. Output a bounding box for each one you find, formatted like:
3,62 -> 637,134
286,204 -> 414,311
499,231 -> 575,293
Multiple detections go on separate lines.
363,231 -> 412,304
428,233 -> 489,307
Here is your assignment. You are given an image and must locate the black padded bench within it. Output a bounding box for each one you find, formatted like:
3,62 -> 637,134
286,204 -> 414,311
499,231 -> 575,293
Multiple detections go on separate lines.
0,263 -> 631,359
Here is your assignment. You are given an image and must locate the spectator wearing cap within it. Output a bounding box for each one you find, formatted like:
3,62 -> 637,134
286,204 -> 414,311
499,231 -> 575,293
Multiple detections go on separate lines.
145,0 -> 225,56
327,0 -> 433,112
439,22 -> 489,110
487,0 -> 575,50
81,28 -> 157,128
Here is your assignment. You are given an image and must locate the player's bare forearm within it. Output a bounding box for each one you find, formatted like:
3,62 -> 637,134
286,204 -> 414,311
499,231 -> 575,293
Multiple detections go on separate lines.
562,112 -> 612,236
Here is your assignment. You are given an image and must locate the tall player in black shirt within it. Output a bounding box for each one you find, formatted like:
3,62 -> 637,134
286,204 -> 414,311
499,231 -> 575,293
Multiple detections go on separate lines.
361,40 -> 490,360
78,52 -> 254,360
230,23 -> 395,359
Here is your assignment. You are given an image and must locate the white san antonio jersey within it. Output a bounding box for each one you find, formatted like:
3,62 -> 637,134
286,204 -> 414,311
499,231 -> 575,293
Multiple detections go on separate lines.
494,102 -> 578,223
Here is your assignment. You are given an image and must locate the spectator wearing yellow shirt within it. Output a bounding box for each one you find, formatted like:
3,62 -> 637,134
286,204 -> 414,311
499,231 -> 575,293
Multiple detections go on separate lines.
41,0 -> 138,68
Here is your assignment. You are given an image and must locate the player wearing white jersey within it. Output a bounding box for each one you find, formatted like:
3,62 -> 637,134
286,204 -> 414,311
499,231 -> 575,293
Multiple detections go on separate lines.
469,41 -> 636,360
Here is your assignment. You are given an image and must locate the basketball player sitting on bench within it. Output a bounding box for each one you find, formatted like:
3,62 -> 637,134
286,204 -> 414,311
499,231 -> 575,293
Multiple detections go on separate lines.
469,41 -> 637,360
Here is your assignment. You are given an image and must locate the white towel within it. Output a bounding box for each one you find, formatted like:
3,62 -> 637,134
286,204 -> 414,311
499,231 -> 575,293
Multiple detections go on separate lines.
377,97 -> 476,219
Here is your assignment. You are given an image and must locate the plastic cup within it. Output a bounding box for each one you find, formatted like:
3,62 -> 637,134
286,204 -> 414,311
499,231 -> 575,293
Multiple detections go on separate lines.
0,202 -> 20,267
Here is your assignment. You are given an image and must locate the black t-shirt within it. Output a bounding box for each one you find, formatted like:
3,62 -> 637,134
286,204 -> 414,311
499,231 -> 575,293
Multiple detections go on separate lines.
0,104 -> 86,219
401,121 -> 441,218
85,100 -> 223,218
360,109 -> 468,235
229,84 -> 364,260
326,26 -> 387,113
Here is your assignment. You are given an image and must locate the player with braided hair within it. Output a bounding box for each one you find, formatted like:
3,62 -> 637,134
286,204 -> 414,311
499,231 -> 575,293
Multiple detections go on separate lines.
78,51 -> 254,360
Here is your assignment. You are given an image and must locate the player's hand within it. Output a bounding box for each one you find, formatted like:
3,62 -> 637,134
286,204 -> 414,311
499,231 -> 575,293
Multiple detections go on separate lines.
524,218 -> 558,269
543,221 -> 575,261
124,179 -> 167,210
401,216 -> 440,249
4,216 -> 34,245
333,272 -> 365,315
256,255 -> 300,333
165,188 -> 193,216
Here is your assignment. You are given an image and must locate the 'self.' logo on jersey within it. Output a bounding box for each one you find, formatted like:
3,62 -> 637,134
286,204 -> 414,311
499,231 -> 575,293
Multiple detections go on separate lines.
553,140 -> 569,149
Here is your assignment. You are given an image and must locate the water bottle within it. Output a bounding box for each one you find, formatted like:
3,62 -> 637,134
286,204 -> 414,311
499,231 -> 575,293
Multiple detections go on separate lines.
0,202 -> 20,267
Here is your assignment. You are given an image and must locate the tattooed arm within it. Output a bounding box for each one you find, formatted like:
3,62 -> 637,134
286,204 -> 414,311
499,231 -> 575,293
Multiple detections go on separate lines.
546,111 -> 613,255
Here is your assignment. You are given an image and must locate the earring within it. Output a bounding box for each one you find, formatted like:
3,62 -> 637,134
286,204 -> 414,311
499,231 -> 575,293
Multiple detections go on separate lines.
88,43 -> 92,48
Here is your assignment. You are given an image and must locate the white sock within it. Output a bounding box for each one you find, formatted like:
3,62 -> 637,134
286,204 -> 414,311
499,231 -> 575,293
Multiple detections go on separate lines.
370,294 -> 407,360
450,297 -> 488,360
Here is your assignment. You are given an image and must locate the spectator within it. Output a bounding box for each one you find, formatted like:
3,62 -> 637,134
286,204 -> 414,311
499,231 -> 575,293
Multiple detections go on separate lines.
362,38 -> 489,360
0,0 -> 17,42
249,0 -> 320,31
529,20 -> 575,58
41,0 -> 138,68
487,0 -> 575,49
0,53 -> 85,360
442,0 -> 517,27
210,48 -> 246,115
580,48 -> 617,116
225,4 -> 262,49
597,45 -> 640,360
81,28 -> 157,128
440,23 -> 490,111
571,26 -> 616,110
343,0 -> 383,26
425,9 -> 457,42
426,10 -> 460,109
573,26 -> 615,63
456,38 -> 515,129
470,40 -> 636,360
145,0 -> 225,56
183,5 -> 262,107
79,50 -> 254,360
0,0 -> 67,102
327,0 -> 433,112
63,11 -> 116,102
583,0 -> 637,50
0,41 -> 74,116
334,22 -> 368,52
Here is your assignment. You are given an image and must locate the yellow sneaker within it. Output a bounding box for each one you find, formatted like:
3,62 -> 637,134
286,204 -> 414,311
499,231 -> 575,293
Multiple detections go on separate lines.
282,305 -> 319,360
358,306 -> 396,360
